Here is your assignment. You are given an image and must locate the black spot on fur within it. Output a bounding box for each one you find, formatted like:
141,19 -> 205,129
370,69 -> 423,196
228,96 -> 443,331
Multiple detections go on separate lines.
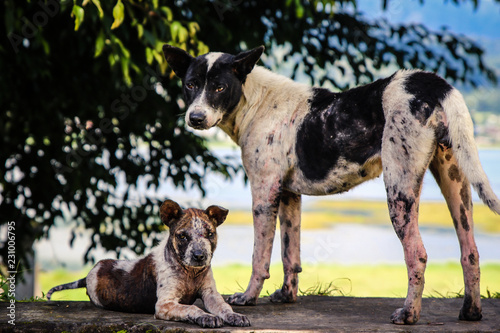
296,76 -> 392,181
387,192 -> 415,240
468,253 -> 476,266
460,204 -> 470,232
293,264 -> 302,273
404,71 -> 453,124
267,133 -> 274,145
435,122 -> 451,147
283,232 -> 290,254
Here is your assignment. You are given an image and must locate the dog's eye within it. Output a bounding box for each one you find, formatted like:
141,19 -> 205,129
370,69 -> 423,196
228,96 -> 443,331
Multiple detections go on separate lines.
215,85 -> 225,93
177,233 -> 188,241
207,232 -> 215,238
185,83 -> 195,90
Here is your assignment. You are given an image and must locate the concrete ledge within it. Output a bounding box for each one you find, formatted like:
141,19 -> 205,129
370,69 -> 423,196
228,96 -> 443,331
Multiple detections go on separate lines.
1,296 -> 499,332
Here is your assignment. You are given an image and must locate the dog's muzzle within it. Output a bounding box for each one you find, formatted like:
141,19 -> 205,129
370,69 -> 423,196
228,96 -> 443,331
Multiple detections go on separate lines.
188,111 -> 207,129
186,105 -> 221,130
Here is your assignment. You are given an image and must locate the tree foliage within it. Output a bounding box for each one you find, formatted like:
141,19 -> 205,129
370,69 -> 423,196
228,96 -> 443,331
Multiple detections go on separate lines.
1,0 -> 496,275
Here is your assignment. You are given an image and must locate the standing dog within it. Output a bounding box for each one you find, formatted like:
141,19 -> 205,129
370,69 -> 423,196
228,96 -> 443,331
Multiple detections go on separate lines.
162,45 -> 500,325
47,200 -> 250,328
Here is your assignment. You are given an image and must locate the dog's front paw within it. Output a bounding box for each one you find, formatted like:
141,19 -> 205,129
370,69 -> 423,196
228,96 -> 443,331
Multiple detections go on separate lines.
227,292 -> 257,306
224,312 -> 251,327
194,314 -> 224,328
390,307 -> 419,325
270,287 -> 296,303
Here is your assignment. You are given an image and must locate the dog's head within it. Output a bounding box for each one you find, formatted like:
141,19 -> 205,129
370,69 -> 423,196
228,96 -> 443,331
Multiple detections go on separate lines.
162,45 -> 264,130
160,199 -> 228,268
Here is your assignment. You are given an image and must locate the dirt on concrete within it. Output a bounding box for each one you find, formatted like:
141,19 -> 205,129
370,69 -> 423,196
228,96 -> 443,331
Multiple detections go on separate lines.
1,296 -> 499,332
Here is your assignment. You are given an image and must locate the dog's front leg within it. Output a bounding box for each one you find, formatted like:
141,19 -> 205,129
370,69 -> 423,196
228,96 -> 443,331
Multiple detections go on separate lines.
270,190 -> 302,303
228,178 -> 282,305
155,299 -> 224,328
200,273 -> 251,327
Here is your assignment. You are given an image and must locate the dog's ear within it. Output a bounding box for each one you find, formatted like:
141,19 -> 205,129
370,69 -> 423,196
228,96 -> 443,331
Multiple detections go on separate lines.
162,44 -> 194,79
204,205 -> 229,227
160,200 -> 184,228
232,45 -> 265,81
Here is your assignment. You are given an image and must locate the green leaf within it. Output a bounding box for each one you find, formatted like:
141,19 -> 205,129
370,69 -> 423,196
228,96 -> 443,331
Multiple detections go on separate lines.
71,4 -> 85,31
137,24 -> 144,39
92,0 -> 104,19
94,30 -> 105,58
170,21 -> 181,41
121,56 -> 131,86
160,6 -> 173,22
145,47 -> 153,65
188,22 -> 200,38
110,0 -> 125,30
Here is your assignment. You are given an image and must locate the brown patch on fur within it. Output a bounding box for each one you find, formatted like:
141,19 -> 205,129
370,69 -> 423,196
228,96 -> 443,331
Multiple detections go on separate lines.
448,164 -> 461,182
460,181 -> 471,210
94,255 -> 158,313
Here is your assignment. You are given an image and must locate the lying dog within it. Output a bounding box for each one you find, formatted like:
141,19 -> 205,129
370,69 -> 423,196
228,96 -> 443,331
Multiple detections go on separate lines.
47,200 -> 250,328
162,45 -> 500,325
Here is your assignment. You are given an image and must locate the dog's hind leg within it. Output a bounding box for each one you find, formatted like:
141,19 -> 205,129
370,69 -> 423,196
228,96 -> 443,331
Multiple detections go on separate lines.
382,110 -> 436,324
429,145 -> 482,321
270,190 -> 302,303
227,178 -> 282,306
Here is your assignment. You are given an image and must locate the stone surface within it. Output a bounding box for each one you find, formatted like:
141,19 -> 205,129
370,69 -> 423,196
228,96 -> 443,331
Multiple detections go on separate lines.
1,296 -> 500,332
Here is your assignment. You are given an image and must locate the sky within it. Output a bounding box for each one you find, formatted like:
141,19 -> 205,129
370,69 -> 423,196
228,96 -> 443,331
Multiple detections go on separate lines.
357,0 -> 500,40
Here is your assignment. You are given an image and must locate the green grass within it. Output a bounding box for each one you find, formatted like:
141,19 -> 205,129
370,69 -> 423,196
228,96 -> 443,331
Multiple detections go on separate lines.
40,262 -> 500,301
36,200 -> 500,301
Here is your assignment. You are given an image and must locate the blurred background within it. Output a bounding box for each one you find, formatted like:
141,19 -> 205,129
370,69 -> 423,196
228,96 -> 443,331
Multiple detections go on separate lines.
1,0 -> 499,301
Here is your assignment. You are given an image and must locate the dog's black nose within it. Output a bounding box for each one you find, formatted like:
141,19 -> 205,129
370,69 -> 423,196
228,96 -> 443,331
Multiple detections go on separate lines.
189,112 -> 206,127
192,250 -> 206,262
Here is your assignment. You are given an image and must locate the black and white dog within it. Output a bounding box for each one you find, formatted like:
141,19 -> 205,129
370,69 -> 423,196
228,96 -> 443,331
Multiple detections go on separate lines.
162,45 -> 500,325
47,200 -> 250,328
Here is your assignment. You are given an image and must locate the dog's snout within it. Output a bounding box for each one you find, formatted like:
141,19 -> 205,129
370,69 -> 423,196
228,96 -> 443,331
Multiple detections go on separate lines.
189,112 -> 206,127
192,249 -> 206,262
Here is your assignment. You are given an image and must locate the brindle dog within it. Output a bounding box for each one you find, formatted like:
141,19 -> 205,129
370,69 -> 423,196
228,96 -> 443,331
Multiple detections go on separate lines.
47,200 -> 250,328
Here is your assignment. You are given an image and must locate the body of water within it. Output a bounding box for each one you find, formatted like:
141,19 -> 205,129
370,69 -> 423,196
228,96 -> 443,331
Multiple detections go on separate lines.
35,148 -> 500,270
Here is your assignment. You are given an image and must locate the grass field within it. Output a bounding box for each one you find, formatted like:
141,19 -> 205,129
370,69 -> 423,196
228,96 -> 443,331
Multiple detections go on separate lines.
41,262 -> 500,301
38,200 -> 500,301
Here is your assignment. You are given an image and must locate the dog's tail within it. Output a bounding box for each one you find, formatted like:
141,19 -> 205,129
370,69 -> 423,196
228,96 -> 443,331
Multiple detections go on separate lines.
46,278 -> 87,301
441,88 -> 500,214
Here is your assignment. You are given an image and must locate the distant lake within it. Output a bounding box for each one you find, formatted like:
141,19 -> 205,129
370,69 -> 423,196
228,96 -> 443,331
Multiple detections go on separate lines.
36,149 -> 500,269
159,148 -> 500,208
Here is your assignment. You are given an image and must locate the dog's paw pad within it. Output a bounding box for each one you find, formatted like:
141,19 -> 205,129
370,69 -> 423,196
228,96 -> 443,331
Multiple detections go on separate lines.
224,313 -> 251,327
227,292 -> 257,306
390,308 -> 419,325
195,314 -> 224,328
